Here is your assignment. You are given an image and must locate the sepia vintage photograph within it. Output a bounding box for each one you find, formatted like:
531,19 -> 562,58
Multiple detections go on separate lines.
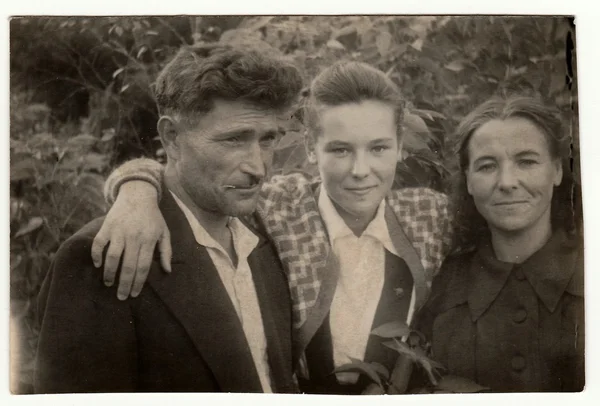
8,13 -> 584,397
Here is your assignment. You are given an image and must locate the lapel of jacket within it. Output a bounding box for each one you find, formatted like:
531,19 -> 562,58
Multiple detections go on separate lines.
384,204 -> 429,314
294,184 -> 340,357
147,190 -> 263,393
246,240 -> 294,392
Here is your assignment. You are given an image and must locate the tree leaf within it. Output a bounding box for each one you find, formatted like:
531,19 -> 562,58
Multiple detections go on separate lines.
549,71 -> 567,95
383,338 -> 445,386
101,129 -> 116,142
14,217 -> 43,238
136,46 -> 147,59
112,67 -> 125,79
275,131 -> 303,150
375,31 -> 392,56
66,134 -> 97,153
382,339 -> 418,361
416,353 -> 443,386
326,39 -> 345,50
445,60 -> 465,72
389,353 -> 414,394
403,132 -> 432,153
333,24 -> 357,39
411,37 -> 424,51
413,109 -> 446,120
80,152 -> 109,172
436,375 -> 490,393
362,382 -> 386,395
238,16 -> 274,31
10,253 -> 23,270
404,111 -> 430,135
402,112 -> 434,152
371,320 -> 411,339
369,362 -> 390,380
10,158 -> 38,182
333,358 -> 382,387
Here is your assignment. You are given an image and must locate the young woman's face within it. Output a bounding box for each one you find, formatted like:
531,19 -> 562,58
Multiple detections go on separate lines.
308,100 -> 401,225
465,117 -> 563,236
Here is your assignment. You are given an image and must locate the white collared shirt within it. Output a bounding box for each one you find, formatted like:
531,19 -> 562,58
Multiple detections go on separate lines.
170,191 -> 272,393
318,189 -> 416,383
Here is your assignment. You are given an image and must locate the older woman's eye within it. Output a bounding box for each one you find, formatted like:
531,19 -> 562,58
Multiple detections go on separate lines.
518,159 -> 538,168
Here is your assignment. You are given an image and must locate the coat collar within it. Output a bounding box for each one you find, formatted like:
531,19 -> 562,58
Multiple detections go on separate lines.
298,184 -> 428,349
468,229 -> 583,321
317,186 -> 396,255
313,184 -> 427,311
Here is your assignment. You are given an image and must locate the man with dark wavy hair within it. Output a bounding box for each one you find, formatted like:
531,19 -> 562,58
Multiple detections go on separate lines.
34,45 -> 304,393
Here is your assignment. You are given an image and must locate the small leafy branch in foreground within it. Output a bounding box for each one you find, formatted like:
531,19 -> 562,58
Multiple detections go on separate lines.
333,320 -> 489,394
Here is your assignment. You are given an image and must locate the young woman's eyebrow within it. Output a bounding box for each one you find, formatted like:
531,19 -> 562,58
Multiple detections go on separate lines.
324,140 -> 352,147
367,138 -> 395,145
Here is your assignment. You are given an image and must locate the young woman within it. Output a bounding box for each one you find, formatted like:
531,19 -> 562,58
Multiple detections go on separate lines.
91,61 -> 453,394
420,96 -> 584,392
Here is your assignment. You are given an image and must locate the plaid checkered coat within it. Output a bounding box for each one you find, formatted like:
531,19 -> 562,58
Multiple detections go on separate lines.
106,161 -> 454,356
256,174 -> 454,354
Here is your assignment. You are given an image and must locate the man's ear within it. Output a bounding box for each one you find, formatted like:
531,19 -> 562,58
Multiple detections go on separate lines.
157,116 -> 181,160
304,132 -> 318,164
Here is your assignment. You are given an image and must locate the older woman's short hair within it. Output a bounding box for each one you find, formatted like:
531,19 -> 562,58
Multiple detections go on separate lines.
451,95 -> 578,250
154,44 -> 304,124
303,61 -> 405,138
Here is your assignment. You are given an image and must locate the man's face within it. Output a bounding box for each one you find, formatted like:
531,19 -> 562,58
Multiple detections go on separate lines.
171,100 -> 281,217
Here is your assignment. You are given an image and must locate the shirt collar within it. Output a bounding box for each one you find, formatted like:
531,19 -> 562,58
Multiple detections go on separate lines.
169,190 -> 259,261
317,186 -> 397,255
468,229 -> 582,320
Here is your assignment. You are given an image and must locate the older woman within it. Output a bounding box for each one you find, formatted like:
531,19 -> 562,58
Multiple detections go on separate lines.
420,96 -> 584,392
89,61 -> 453,394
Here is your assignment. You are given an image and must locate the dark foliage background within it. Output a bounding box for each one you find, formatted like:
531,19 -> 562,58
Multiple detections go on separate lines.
9,15 -> 578,393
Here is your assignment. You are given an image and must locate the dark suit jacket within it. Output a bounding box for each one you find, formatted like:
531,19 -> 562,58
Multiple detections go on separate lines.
34,191 -> 295,393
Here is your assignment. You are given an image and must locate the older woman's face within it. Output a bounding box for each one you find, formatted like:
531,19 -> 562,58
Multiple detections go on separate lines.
465,117 -> 563,236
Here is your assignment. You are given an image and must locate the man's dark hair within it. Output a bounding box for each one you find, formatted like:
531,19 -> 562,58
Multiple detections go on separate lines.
154,44 -> 304,122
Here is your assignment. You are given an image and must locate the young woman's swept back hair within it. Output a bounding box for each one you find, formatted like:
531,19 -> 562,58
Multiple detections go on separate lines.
303,61 -> 405,138
154,44 -> 304,121
450,95 -> 580,251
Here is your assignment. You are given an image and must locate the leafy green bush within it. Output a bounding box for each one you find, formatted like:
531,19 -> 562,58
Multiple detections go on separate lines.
10,91 -> 111,393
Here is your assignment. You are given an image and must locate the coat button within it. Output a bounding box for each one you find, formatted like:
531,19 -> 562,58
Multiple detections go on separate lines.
513,308 -> 527,323
511,355 -> 526,372
514,269 -> 526,281
394,287 -> 405,298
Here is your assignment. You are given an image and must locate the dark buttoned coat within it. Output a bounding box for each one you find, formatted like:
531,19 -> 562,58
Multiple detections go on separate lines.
421,230 -> 584,392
